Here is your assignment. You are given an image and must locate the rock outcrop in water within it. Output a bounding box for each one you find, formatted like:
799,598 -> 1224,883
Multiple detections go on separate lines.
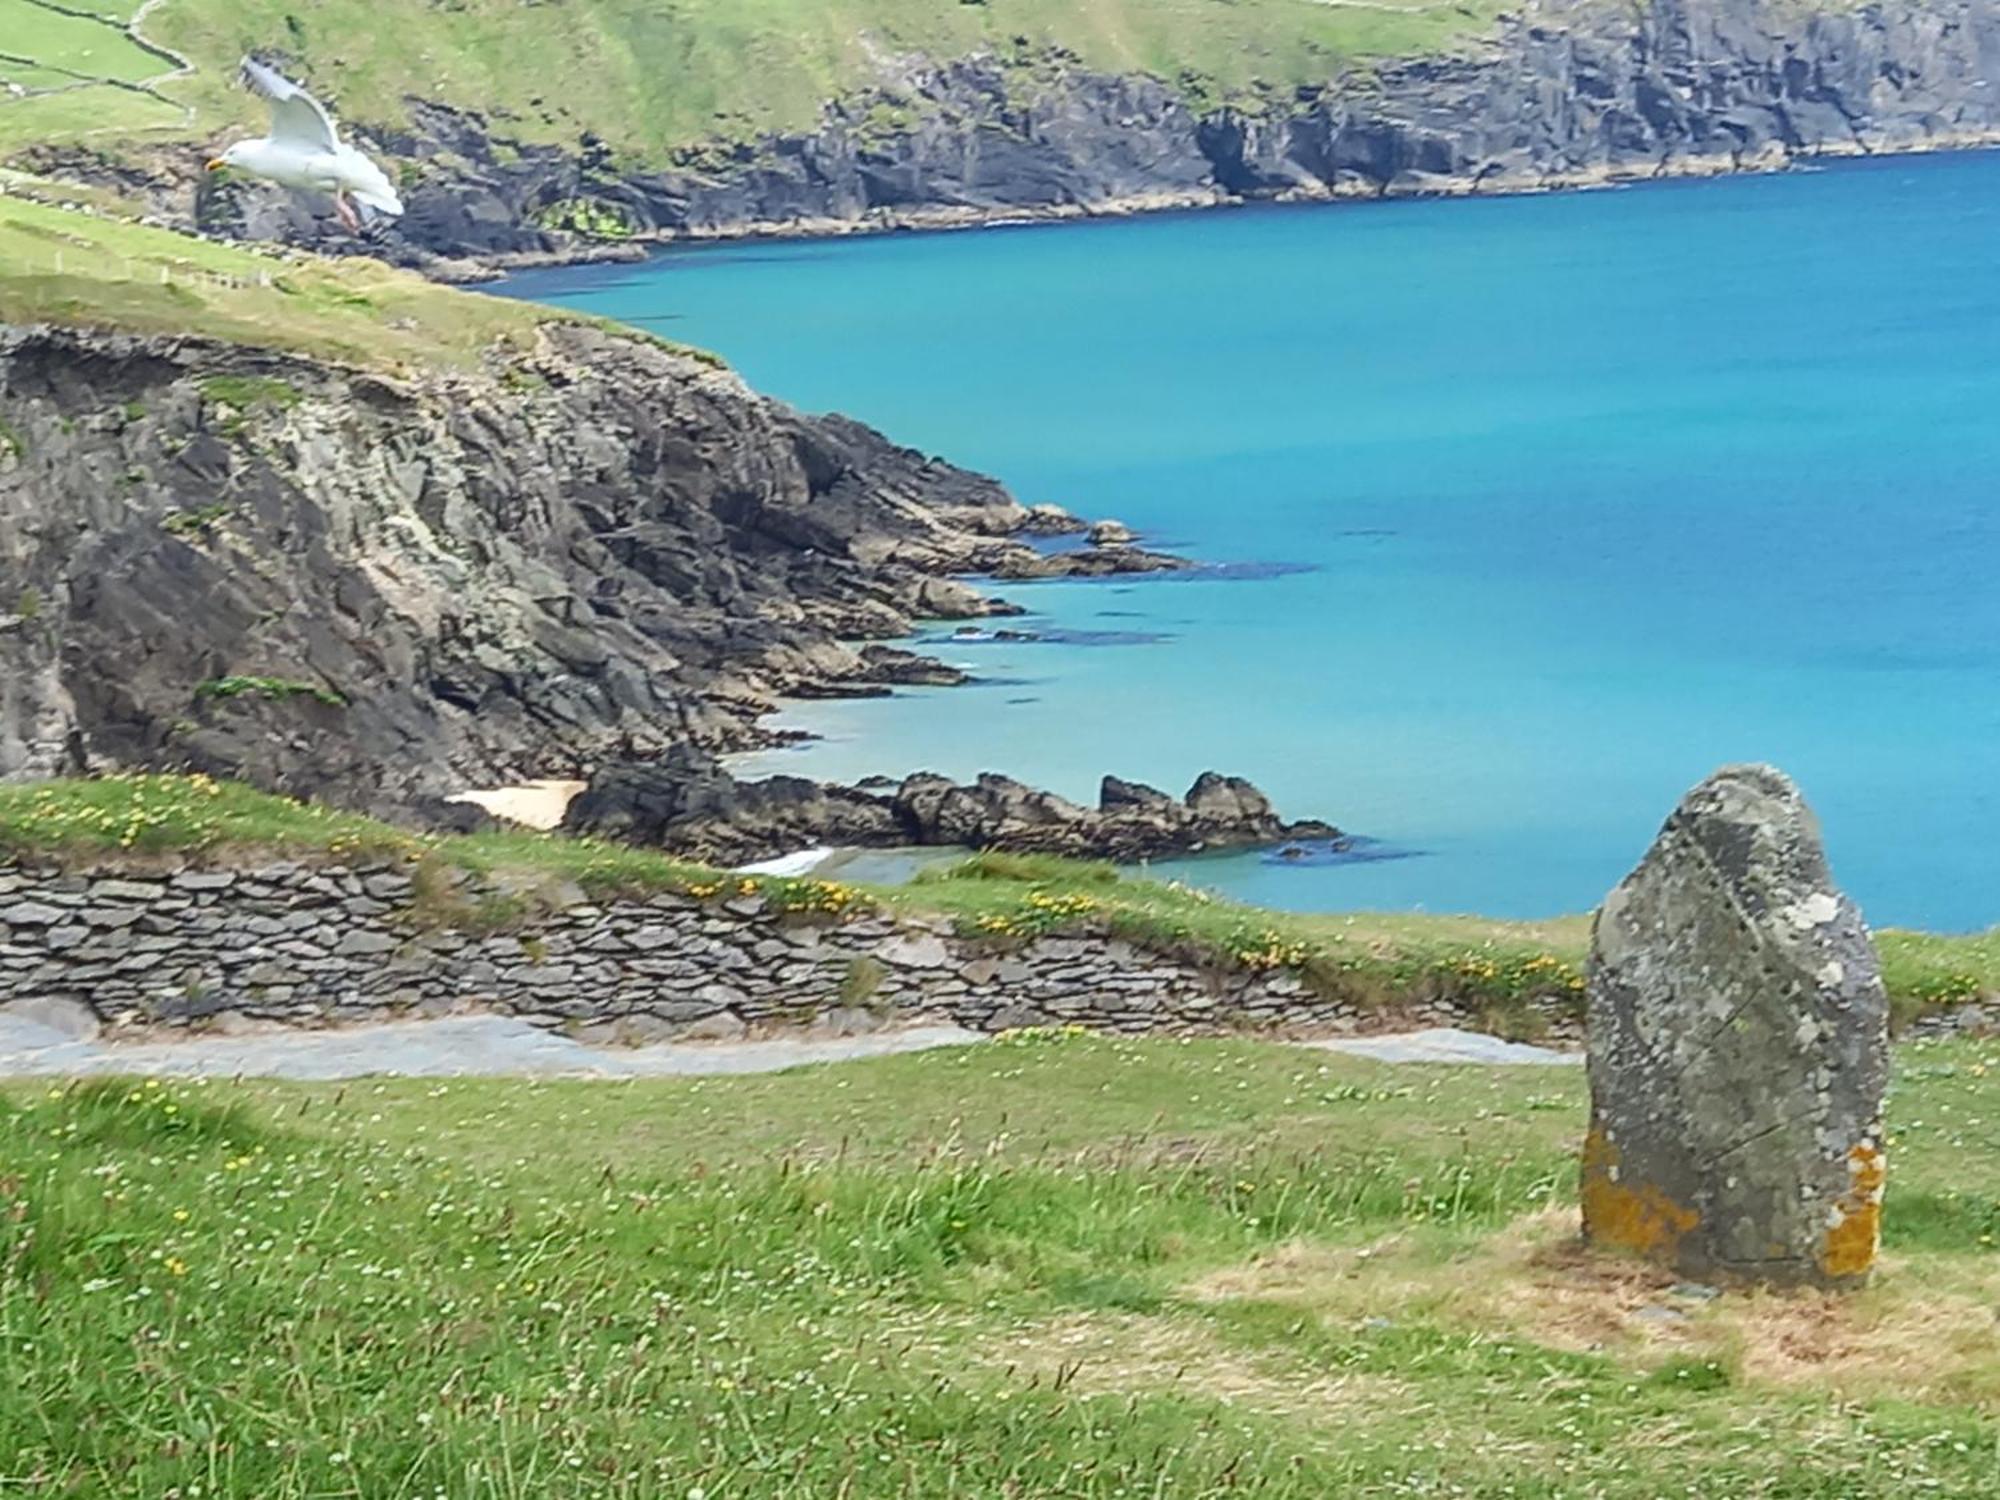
0,322 -> 1177,820
1582,765 -> 1890,1289
77,0 -> 2000,268
562,750 -> 1341,864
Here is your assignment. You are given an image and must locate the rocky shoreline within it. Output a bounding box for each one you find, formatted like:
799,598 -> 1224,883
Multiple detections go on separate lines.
18,0 -> 1993,861
19,0 -> 1999,282
563,749 -> 1342,865
400,131 -> 2000,285
90,0 -> 1982,278
0,318 -> 1338,858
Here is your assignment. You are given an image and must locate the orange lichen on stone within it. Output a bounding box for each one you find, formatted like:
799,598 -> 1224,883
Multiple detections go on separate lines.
1820,1143 -> 1886,1280
1580,1128 -> 1699,1259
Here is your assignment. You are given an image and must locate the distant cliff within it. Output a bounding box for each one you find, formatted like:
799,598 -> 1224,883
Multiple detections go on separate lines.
192,0 -> 2000,264
0,322 -> 1162,819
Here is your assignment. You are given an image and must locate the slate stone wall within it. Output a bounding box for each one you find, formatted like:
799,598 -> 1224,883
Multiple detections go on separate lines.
0,859 -> 1522,1041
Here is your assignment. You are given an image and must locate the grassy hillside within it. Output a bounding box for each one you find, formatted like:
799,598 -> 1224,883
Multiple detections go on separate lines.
0,176 -> 724,370
2,0 -> 1522,163
0,0 -> 189,152
5,1033 -> 2000,1494
4,774 -> 1996,1027
0,175 -> 542,364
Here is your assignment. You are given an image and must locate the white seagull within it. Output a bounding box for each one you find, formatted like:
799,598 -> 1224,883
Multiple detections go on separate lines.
207,58 -> 404,234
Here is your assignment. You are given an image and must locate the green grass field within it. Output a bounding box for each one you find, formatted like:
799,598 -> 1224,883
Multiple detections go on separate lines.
0,0 -> 186,152
0,178 -> 545,366
0,0 -> 165,85
2,0 -> 1520,163
0,181 -> 729,371
4,1033 -> 2000,1495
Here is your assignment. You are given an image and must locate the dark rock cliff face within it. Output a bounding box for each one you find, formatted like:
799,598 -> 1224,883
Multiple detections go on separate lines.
171,0 -> 2000,264
0,322 -> 1160,818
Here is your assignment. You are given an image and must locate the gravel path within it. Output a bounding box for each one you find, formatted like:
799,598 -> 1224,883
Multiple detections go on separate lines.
0,1004 -> 1578,1080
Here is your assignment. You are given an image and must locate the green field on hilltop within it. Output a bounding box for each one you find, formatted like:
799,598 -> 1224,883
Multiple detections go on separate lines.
4,774 -> 1997,1029
0,180 -> 546,365
1,0 -> 1520,162
0,182 -> 726,370
0,0 -> 163,85
4,1034 -> 2000,1495
0,0 -> 187,150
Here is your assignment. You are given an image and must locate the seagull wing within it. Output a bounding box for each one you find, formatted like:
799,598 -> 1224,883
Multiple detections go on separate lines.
240,57 -> 339,152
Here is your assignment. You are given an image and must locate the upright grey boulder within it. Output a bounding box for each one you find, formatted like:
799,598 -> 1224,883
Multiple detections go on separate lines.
1582,765 -> 1888,1289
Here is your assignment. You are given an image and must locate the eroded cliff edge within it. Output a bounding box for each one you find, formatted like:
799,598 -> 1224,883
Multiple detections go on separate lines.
0,321 -> 1169,821
165,0 -> 2000,264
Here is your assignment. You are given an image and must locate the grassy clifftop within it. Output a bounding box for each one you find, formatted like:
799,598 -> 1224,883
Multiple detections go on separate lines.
0,176 -> 549,365
0,176 -> 724,370
8,0 -> 1520,161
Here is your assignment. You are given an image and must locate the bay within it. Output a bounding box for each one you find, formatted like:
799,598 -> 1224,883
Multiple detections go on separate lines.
501,153 -> 2000,930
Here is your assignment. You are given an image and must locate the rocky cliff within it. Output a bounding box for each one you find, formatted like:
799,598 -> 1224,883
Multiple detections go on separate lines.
167,0 -> 2000,264
0,321 -> 1165,820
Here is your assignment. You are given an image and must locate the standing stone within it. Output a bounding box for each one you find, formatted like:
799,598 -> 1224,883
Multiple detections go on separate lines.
1582,765 -> 1888,1289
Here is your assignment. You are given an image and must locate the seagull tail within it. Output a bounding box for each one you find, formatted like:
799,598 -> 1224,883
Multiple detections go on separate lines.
349,173 -> 405,220
353,190 -> 405,221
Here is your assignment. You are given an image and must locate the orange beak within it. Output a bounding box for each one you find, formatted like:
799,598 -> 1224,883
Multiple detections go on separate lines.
205,158 -> 226,172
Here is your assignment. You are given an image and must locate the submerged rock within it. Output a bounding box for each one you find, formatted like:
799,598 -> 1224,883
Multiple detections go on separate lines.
989,544 -> 1187,580
856,645 -> 968,687
1582,765 -> 1889,1290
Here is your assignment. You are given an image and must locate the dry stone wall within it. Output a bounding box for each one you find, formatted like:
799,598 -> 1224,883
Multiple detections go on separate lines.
0,860 -> 1505,1042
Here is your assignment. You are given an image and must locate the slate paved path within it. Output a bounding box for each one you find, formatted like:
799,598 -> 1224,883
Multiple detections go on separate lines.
1302,1027 -> 1581,1066
0,1009 -> 984,1080
0,1006 -> 1579,1081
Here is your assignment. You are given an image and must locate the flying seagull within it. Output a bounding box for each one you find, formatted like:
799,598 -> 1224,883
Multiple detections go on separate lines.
207,58 -> 404,234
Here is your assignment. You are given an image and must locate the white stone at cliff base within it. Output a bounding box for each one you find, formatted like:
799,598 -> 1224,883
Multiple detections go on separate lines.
446,780 -> 587,830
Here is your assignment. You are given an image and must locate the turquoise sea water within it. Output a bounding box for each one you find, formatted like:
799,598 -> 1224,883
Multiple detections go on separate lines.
501,154 -> 2000,930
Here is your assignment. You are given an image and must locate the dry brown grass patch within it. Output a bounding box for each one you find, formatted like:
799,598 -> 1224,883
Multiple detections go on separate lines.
1184,1230 -> 1416,1303
1183,1210 -> 2000,1407
985,1309 -> 1409,1419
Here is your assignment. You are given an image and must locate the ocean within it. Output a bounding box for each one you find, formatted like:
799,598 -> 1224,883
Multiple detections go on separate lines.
499,152 -> 2000,931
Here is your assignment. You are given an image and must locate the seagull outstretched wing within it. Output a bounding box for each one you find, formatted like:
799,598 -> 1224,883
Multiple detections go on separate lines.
240,57 -> 339,153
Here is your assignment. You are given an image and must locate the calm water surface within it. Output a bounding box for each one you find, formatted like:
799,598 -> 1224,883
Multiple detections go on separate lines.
502,154 -> 2000,930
